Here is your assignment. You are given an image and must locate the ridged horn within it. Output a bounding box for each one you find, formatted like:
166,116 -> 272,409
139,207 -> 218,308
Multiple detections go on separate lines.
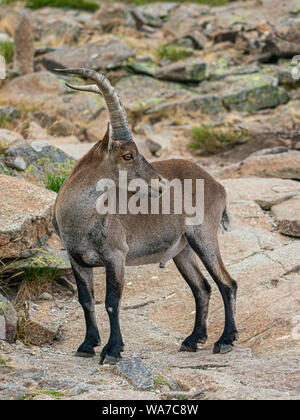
55,68 -> 132,141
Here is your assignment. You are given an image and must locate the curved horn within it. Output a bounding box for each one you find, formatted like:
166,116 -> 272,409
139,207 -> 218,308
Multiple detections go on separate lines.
65,82 -> 102,95
55,68 -> 132,141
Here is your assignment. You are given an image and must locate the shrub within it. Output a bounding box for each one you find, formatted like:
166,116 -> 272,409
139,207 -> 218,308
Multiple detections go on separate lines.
0,41 -> 14,64
188,126 -> 251,155
25,0 -> 99,12
45,173 -> 67,193
156,44 -> 192,63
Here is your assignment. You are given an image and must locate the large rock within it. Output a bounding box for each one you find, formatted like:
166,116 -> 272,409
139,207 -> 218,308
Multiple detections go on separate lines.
134,3 -> 178,27
115,74 -> 188,113
0,175 -> 56,259
0,72 -> 67,106
0,72 -> 103,136
93,3 -> 129,32
163,3 -> 209,37
35,36 -> 134,72
222,74 -> 289,112
1,138 -> 76,186
217,151 -> 300,180
155,58 -> 206,82
271,195 -> 300,237
31,7 -> 85,45
0,294 -> 18,343
239,151 -> 300,180
264,21 -> 300,59
208,60 -> 259,81
0,129 -> 23,152
147,93 -> 223,116
113,357 -> 154,390
220,177 -> 300,209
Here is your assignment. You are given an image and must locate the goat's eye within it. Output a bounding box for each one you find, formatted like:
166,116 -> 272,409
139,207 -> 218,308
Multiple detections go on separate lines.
123,153 -> 133,161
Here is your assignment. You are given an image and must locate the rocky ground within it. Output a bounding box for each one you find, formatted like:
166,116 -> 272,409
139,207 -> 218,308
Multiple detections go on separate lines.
0,0 -> 300,400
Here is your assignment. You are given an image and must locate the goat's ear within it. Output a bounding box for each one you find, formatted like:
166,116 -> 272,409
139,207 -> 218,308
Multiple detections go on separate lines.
100,123 -> 112,154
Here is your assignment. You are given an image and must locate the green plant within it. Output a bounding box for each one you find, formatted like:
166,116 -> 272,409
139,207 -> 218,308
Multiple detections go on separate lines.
156,44 -> 192,63
25,0 -> 99,11
153,375 -> 171,388
188,126 -> 251,155
45,173 -> 67,193
0,115 -> 13,131
21,389 -> 66,400
0,41 -> 14,64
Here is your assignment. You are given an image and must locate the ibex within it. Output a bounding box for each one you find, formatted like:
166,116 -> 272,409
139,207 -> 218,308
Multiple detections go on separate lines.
54,68 -> 238,364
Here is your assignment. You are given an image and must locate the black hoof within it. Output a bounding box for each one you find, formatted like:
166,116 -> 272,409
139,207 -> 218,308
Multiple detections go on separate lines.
100,342 -> 124,365
179,334 -> 207,352
213,343 -> 233,354
76,341 -> 96,357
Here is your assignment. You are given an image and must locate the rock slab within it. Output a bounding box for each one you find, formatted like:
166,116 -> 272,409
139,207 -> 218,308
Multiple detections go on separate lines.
0,175 -> 56,258
271,195 -> 300,237
113,357 -> 154,390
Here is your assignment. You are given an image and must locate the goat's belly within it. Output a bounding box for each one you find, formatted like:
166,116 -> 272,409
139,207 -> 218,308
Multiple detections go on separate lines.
125,235 -> 187,266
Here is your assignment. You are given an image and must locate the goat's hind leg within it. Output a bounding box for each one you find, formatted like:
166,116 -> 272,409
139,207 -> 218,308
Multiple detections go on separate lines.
70,258 -> 100,357
186,230 -> 238,354
173,245 -> 211,352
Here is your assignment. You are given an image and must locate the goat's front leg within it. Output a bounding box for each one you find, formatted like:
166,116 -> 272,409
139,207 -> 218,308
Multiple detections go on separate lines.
100,254 -> 125,365
70,257 -> 100,357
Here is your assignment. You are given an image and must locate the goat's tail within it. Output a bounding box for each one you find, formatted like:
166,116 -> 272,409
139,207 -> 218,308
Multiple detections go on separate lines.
221,207 -> 231,233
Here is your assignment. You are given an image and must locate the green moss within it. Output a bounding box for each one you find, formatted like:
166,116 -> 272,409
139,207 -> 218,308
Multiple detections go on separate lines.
21,389 -> 66,400
0,41 -> 14,64
153,375 -> 171,388
25,0 -> 99,11
188,126 -> 252,155
156,44 -> 192,63
0,115 -> 14,131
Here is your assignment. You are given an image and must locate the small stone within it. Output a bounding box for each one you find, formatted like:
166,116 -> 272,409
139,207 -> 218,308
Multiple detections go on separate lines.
113,357 -> 154,390
39,292 -> 53,301
24,301 -> 61,346
10,157 -> 27,171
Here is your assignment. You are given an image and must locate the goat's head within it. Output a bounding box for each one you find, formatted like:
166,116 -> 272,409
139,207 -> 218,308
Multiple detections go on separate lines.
55,67 -> 165,197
